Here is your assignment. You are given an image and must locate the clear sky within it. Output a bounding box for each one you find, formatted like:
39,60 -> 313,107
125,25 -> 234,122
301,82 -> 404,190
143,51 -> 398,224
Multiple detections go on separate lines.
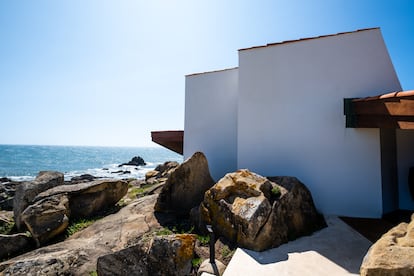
1,0 -> 413,147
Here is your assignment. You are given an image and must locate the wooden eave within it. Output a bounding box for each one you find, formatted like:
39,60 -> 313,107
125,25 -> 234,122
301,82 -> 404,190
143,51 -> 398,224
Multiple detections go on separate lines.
151,130 -> 184,155
344,90 -> 414,129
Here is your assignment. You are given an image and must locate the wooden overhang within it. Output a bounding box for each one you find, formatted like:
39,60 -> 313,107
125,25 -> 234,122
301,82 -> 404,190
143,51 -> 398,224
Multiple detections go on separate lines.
344,90 -> 414,129
151,130 -> 184,155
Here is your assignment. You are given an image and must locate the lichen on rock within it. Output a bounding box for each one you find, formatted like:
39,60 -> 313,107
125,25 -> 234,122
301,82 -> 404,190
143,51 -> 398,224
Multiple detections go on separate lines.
200,169 -> 325,251
360,213 -> 414,276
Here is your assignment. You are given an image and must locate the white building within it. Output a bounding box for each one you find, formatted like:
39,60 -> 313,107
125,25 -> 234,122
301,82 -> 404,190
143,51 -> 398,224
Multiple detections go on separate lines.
183,28 -> 414,218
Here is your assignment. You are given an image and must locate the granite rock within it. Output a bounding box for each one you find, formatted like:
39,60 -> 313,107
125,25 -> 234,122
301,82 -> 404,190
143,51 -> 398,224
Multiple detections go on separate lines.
200,169 -> 325,251
155,152 -> 214,215
13,171 -> 64,230
360,213 -> 414,276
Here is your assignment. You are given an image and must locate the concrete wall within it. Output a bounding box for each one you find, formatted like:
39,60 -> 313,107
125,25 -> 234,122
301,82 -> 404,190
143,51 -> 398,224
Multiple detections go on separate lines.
396,129 -> 414,210
237,29 -> 402,217
184,68 -> 238,181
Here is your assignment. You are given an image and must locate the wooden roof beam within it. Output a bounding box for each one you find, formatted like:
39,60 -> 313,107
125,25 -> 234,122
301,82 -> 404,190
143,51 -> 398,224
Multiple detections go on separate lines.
151,130 -> 184,155
344,91 -> 414,129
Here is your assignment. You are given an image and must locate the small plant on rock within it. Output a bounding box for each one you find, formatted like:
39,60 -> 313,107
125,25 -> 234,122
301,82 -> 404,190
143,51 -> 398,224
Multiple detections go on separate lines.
155,227 -> 173,236
65,218 -> 100,237
0,220 -> 14,235
221,245 -> 235,259
271,186 -> 281,198
191,257 -> 203,269
196,234 -> 210,246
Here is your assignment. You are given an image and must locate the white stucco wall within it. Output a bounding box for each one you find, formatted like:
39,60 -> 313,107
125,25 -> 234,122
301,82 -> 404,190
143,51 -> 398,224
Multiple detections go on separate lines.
237,29 -> 402,217
396,129 -> 414,210
184,68 -> 238,181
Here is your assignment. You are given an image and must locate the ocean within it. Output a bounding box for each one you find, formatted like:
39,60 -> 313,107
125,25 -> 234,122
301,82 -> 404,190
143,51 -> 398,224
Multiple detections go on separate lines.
0,144 -> 183,181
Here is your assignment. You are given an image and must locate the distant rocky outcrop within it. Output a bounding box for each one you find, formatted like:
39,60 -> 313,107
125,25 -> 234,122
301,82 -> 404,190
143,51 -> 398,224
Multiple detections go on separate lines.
145,161 -> 179,185
69,174 -> 98,184
154,152 -> 215,216
13,171 -> 64,230
119,156 -> 146,167
0,177 -> 11,183
360,213 -> 414,276
200,169 -> 326,251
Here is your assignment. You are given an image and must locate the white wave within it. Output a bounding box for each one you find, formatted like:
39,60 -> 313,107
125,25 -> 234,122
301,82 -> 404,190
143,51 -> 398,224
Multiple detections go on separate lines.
7,163 -> 159,183
8,175 -> 36,182
63,162 -> 158,181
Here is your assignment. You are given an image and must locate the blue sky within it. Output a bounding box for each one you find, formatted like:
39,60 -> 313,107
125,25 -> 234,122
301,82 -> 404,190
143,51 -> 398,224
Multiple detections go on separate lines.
0,1 -> 413,147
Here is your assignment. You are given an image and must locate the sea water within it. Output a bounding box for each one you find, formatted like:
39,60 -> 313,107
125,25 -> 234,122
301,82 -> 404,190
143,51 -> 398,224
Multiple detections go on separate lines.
0,144 -> 183,181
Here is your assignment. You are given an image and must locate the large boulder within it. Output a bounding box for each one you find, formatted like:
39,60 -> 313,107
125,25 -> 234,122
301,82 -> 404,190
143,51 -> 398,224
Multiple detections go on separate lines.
0,233 -> 32,259
21,194 -> 70,246
13,171 -> 64,230
0,195 -> 171,275
146,234 -> 196,275
200,169 -> 325,251
97,243 -> 148,276
155,152 -> 215,215
97,234 -> 197,276
360,213 -> 414,276
16,179 -> 127,246
34,179 -> 128,218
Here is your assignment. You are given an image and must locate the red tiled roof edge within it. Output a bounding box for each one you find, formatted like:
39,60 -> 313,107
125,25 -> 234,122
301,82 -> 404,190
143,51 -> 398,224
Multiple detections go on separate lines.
238,27 -> 380,52
353,90 -> 414,102
186,67 -> 238,77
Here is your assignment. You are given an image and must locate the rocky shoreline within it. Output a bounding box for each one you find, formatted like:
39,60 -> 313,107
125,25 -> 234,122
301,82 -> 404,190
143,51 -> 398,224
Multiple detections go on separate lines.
0,152 -> 329,275
0,154 -> 236,275
2,152 -> 411,275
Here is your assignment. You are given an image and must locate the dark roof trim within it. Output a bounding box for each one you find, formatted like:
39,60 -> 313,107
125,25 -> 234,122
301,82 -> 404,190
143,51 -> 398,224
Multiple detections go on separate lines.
151,130 -> 184,155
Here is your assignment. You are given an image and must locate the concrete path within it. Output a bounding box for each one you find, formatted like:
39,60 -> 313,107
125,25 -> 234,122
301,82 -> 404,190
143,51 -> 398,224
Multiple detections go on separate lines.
223,216 -> 372,276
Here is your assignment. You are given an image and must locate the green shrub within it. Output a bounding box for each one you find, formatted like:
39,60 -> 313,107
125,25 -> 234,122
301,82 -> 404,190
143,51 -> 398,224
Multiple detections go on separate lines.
196,234 -> 210,246
221,245 -> 234,258
128,187 -> 146,198
65,218 -> 99,237
0,220 -> 14,235
155,227 -> 173,236
271,186 -> 281,198
191,257 -> 203,268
